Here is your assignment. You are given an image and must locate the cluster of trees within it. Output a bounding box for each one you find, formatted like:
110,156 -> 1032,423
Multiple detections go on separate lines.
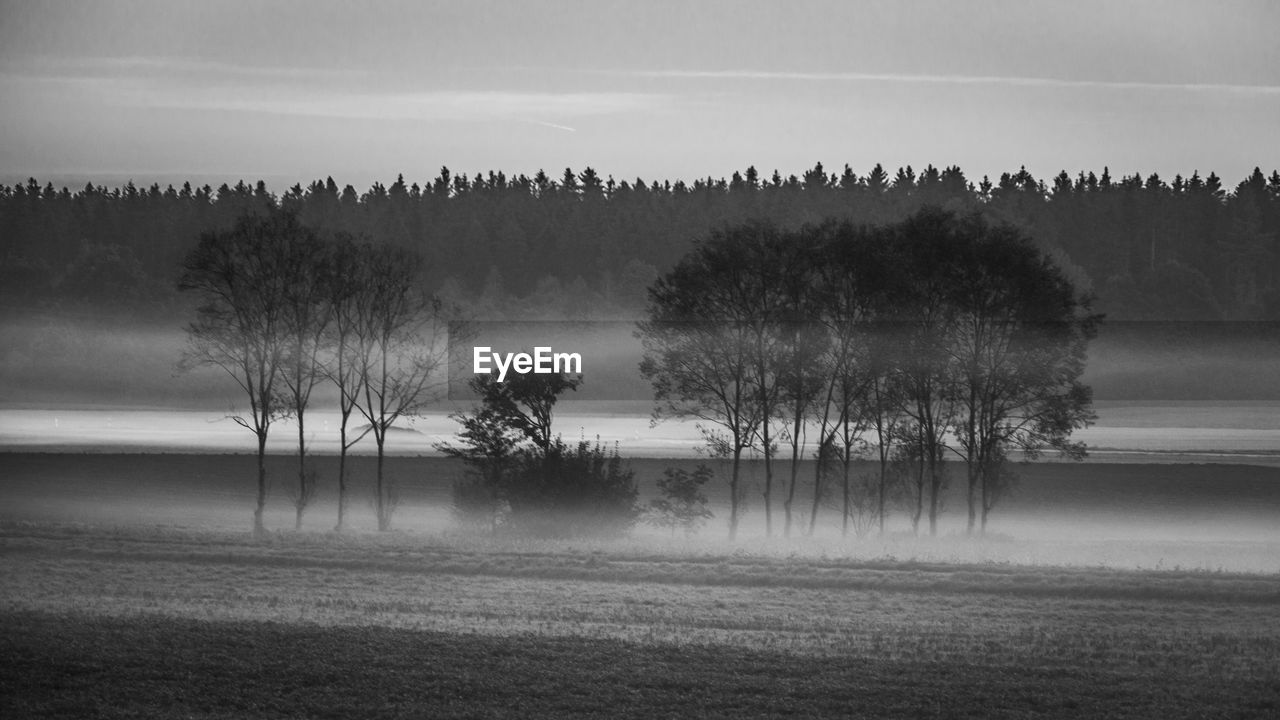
638,208 -> 1098,539
439,373 -> 639,537
179,209 -> 450,534
3,164 -> 1280,320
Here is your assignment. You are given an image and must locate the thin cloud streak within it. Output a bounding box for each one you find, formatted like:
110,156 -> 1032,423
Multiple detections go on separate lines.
143,90 -> 663,122
527,120 -> 578,132
1,71 -> 667,123
621,69 -> 1280,96
4,55 -> 363,83
2,56 -> 668,122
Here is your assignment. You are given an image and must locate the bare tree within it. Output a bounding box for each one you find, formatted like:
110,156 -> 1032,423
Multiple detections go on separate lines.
279,224 -> 332,530
775,231 -> 828,539
809,222 -> 884,537
641,208 -> 1098,540
891,210 -> 964,536
322,235 -> 373,532
348,244 -> 450,531
944,220 -> 1098,533
732,224 -> 790,538
179,210 -> 298,536
638,226 -> 768,540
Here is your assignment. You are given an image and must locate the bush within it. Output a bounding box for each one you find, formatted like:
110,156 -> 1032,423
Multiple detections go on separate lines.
500,437 -> 639,538
645,464 -> 714,536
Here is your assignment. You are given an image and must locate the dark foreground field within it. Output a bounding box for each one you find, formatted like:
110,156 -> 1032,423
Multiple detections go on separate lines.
2,523 -> 1280,718
6,610 -> 1277,720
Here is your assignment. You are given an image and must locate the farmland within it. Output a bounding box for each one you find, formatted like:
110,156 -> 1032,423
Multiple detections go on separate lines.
2,521 -> 1279,718
3,447 -> 1280,718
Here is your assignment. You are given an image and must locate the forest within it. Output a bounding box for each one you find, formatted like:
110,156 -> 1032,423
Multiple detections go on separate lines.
2,163 -> 1279,321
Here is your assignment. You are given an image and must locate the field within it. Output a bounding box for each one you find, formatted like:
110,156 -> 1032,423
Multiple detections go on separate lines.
2,522 -> 1280,718
2,450 -> 1280,717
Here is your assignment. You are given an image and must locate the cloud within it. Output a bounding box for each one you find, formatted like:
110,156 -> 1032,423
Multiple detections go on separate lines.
2,55 -> 357,84
619,69 -> 1280,96
143,89 -> 663,122
527,120 -> 578,132
1,56 -> 669,123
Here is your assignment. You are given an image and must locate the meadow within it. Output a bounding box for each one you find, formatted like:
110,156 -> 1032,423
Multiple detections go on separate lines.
2,450 -> 1280,717
2,521 -> 1279,718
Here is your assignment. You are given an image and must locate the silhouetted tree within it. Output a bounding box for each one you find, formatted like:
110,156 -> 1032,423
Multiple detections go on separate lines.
347,245 -> 451,531
642,208 -> 1098,539
278,221 -> 333,530
466,370 -> 583,456
178,209 -> 300,535
941,210 -> 1099,534
323,235 -> 375,531
638,226 -> 771,540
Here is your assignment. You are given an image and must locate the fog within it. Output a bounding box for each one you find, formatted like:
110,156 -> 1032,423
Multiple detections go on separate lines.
4,315 -> 1280,574
5,404 -> 1280,459
6,316 -> 1280,406
3,436 -> 1279,573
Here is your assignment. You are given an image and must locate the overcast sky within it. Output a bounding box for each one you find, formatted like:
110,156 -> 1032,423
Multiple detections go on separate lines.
2,0 -> 1277,191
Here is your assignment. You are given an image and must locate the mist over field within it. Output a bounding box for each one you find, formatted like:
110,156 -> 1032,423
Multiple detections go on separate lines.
5,228 -> 1280,720
7,311 -> 1280,405
4,312 -> 1280,565
5,2 -> 1280,716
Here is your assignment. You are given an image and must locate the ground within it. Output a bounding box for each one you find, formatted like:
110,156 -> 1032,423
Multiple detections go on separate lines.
2,521 -> 1279,718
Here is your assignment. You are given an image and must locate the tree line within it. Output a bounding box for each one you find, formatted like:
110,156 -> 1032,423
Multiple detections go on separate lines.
179,209 -> 450,534
180,208 -> 642,538
182,205 -> 1091,539
3,164 -> 1279,320
638,207 -> 1097,539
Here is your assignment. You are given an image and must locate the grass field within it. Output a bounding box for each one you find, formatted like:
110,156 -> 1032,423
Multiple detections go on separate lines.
2,522 -> 1280,718
2,451 -> 1279,717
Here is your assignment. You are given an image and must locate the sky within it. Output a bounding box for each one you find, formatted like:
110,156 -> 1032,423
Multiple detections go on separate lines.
1,0 -> 1278,192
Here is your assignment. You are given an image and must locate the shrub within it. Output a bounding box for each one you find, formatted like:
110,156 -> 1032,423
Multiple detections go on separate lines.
645,464 -> 714,536
501,437 -> 639,538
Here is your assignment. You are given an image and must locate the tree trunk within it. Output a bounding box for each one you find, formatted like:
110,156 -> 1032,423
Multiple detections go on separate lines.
784,384 -> 806,538
966,461 -> 979,536
841,450 -> 851,538
762,422 -> 773,535
877,439 -> 888,537
375,437 -> 389,531
335,432 -> 347,532
928,453 -> 940,537
964,398 -> 978,536
808,452 -> 822,536
254,431 -> 267,536
729,448 -> 742,541
980,461 -> 992,536
874,387 -> 888,537
983,456 -> 993,535
981,487 -> 991,535
762,423 -> 774,538
295,411 -> 306,531
784,421 -> 801,538
911,441 -> 924,535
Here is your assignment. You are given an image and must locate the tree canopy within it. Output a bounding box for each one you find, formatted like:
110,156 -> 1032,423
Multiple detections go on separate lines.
638,207 -> 1097,537
3,164 -> 1279,321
